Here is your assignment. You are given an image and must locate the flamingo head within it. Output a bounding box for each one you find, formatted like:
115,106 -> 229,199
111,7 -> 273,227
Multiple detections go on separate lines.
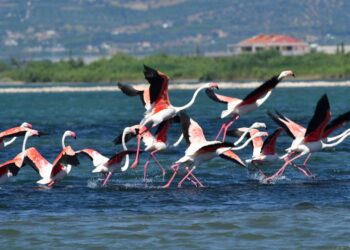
256,131 -> 268,137
208,82 -> 219,90
251,122 -> 267,129
26,129 -> 39,137
278,70 -> 295,80
20,122 -> 33,129
64,130 -> 77,139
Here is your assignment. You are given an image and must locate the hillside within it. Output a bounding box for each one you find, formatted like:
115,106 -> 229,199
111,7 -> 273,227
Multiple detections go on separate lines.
1,0 -> 350,60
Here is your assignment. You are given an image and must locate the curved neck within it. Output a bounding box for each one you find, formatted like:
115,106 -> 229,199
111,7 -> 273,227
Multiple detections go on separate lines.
231,133 -> 261,151
172,133 -> 184,147
121,127 -> 130,171
4,137 -> 17,147
62,133 -> 68,149
234,124 -> 263,146
22,132 -> 30,154
322,131 -> 350,148
327,128 -> 350,142
175,85 -> 206,112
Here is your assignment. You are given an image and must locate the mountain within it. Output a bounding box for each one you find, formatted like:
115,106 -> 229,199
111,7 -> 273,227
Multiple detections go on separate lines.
1,0 -> 350,60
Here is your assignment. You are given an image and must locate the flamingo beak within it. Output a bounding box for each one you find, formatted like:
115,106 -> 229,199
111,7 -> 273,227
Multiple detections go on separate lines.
38,131 -> 49,137
72,132 -> 77,139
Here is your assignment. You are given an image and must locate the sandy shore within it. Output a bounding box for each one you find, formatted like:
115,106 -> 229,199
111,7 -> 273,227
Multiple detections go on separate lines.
0,81 -> 349,93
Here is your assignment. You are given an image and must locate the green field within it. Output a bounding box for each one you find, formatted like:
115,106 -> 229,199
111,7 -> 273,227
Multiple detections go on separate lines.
1,51 -> 350,83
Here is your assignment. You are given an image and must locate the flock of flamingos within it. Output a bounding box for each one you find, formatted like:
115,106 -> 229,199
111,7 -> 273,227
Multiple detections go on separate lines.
1,65 -> 350,188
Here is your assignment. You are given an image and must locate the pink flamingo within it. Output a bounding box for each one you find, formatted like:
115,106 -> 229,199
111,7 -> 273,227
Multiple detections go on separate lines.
265,95 -> 350,183
206,70 -> 295,141
0,122 -> 33,149
76,148 -> 138,186
163,112 -> 267,188
131,65 -> 219,169
22,130 -> 80,187
0,129 -> 39,184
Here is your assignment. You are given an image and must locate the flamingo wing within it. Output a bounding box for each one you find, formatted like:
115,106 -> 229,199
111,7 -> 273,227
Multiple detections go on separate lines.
76,148 -> 109,167
24,147 -> 53,179
240,75 -> 280,105
268,110 -> 306,139
249,129 -> 264,153
107,150 -> 139,166
196,142 -> 234,155
143,64 -> 170,106
113,130 -> 136,145
219,150 -> 246,168
205,89 -> 241,104
179,111 -> 207,145
322,111 -> 350,138
0,127 -> 27,140
226,128 -> 248,138
52,146 -> 80,169
0,153 -> 25,176
304,94 -> 331,143
261,128 -> 283,155
117,82 -> 150,109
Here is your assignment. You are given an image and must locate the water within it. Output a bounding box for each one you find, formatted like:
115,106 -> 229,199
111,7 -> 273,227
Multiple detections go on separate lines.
1,85 -> 350,249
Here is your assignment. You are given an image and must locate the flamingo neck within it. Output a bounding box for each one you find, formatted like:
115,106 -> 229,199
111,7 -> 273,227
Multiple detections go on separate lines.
234,124 -> 263,146
327,128 -> 350,142
22,132 -> 30,154
4,137 -> 17,147
322,131 -> 350,148
121,127 -> 130,171
172,133 -> 184,147
62,133 -> 68,149
175,85 -> 207,112
231,133 -> 261,151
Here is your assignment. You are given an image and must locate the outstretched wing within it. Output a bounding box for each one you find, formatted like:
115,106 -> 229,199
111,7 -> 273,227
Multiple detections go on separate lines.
268,110 -> 306,139
107,150 -> 139,166
304,94 -> 331,143
24,147 -> 52,179
76,148 -> 109,167
117,82 -> 150,109
0,126 -> 27,140
52,146 -> 80,170
322,111 -> 350,138
240,75 -> 280,105
0,152 -> 25,176
179,111 -> 207,145
143,65 -> 170,106
205,89 -> 241,105
219,150 -> 246,168
261,128 -> 283,155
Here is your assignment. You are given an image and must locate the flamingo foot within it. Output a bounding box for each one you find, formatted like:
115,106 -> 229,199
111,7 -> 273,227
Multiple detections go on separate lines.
185,167 -> 204,187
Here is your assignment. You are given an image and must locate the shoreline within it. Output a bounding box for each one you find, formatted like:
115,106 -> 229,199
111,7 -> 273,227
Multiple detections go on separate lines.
0,81 -> 349,93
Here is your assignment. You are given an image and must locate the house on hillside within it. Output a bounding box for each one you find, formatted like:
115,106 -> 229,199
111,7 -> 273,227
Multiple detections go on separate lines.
228,34 -> 310,56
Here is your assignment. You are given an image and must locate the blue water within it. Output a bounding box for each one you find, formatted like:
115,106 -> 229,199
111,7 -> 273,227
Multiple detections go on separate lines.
1,85 -> 350,249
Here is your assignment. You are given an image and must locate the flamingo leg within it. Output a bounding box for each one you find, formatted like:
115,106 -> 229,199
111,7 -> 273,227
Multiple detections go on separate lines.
290,162 -> 313,177
162,163 -> 180,188
302,153 -> 314,176
131,134 -> 142,169
143,159 -> 150,182
264,153 -> 305,183
178,166 -> 196,188
222,115 -> 240,142
150,150 -> 166,178
215,123 -> 227,141
185,166 -> 204,187
47,180 -> 57,187
102,172 -> 113,186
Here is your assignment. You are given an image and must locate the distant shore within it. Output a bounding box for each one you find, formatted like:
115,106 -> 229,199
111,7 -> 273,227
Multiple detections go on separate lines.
0,81 -> 349,93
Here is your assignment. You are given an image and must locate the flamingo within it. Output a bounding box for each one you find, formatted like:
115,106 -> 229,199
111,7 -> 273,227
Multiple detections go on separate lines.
131,65 -> 219,169
0,122 -> 33,149
265,95 -> 350,183
0,129 -> 39,184
76,149 -> 138,186
206,70 -> 295,141
163,112 -> 268,188
22,130 -> 80,187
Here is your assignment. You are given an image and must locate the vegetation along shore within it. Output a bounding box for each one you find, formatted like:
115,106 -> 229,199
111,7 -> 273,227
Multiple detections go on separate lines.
1,50 -> 350,83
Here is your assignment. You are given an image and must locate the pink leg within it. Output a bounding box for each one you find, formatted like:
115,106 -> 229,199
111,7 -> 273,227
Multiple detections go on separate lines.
131,135 -> 142,169
178,166 -> 196,188
162,164 -> 180,188
185,166 -> 204,187
150,150 -> 166,177
102,172 -> 113,186
290,162 -> 313,177
222,115 -> 239,142
215,123 -> 227,140
265,153 -> 305,183
143,160 -> 150,182
47,180 -> 57,188
302,153 -> 313,176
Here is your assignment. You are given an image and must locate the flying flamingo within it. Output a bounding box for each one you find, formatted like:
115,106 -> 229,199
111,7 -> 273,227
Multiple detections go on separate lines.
0,122 -> 33,149
163,112 -> 268,188
206,70 -> 295,141
131,65 -> 219,169
0,129 -> 39,184
265,95 -> 350,183
22,130 -> 80,187
76,149 -> 138,186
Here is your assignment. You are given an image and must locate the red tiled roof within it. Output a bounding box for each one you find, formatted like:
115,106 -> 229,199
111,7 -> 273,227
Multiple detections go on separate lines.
239,34 -> 305,45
